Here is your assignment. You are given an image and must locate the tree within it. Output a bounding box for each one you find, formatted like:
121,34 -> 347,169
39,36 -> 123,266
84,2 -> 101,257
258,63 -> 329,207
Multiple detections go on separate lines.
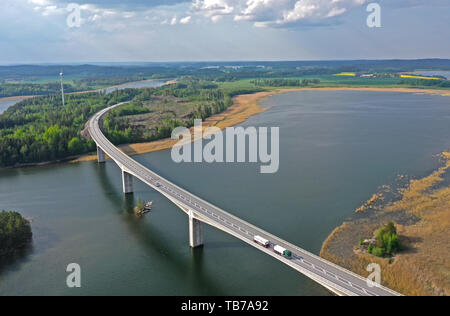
68,137 -> 84,155
371,222 -> 400,258
0,211 -> 32,256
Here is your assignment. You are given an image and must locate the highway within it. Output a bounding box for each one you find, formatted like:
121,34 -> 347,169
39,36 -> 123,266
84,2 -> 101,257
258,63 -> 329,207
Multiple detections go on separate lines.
89,103 -> 402,297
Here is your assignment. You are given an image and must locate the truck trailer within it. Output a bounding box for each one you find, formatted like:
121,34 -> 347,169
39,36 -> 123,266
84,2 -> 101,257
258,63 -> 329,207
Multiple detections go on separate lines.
254,235 -> 270,248
274,245 -> 292,259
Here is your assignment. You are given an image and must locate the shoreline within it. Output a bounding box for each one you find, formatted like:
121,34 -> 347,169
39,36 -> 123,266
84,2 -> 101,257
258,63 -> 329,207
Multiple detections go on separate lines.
73,89 -> 276,162
73,86 -> 450,163
0,95 -> 35,102
0,78 -> 174,103
321,152 -> 450,296
3,85 -> 450,168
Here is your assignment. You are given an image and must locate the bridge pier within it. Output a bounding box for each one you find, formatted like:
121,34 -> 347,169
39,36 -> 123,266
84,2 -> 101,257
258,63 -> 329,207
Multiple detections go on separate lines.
122,170 -> 134,194
189,210 -> 203,248
97,146 -> 106,163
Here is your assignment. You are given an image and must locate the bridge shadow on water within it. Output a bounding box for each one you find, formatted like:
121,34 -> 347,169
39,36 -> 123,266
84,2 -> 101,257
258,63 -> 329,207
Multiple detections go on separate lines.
94,162 -> 228,295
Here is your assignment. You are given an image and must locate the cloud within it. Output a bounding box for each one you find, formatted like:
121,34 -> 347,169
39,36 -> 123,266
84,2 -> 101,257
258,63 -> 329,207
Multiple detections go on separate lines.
189,0 -> 450,27
180,16 -> 192,24
25,0 -> 185,31
192,0 -> 236,21
28,0 -> 52,5
33,0 -> 191,10
191,0 -> 371,27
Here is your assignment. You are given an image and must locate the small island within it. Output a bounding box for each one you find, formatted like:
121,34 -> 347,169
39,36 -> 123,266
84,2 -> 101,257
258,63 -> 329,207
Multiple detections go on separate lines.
0,210 -> 33,257
134,198 -> 153,217
357,222 -> 400,258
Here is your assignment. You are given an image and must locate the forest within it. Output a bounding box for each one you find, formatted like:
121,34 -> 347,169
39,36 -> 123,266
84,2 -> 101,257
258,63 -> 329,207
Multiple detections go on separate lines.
0,76 -> 149,98
399,78 -> 450,88
0,83 -> 79,98
0,89 -> 140,167
251,78 -> 320,87
0,211 -> 32,257
101,81 -> 236,145
0,80 -> 258,167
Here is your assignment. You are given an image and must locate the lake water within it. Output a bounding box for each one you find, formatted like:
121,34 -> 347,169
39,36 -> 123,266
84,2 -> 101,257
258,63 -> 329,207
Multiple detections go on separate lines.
103,79 -> 168,94
0,90 -> 449,296
0,98 -> 25,114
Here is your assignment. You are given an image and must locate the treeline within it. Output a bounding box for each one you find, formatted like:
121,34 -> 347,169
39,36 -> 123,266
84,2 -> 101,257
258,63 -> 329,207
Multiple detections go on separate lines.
73,76 -> 146,89
0,80 -> 260,167
399,79 -> 450,88
0,76 -> 152,98
0,89 -> 140,167
251,78 -> 320,87
0,83 -> 78,98
0,211 -> 32,257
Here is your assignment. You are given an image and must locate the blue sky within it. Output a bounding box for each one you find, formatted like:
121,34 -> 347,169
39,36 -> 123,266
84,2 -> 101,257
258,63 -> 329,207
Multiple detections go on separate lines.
1,0 -> 449,64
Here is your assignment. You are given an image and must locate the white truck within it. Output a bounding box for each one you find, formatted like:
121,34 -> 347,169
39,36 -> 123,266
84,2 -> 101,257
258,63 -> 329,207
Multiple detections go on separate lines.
254,235 -> 270,248
274,245 -> 292,259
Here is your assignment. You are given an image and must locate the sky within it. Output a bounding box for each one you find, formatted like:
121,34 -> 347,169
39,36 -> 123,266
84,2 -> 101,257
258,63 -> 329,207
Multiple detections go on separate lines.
1,0 -> 449,64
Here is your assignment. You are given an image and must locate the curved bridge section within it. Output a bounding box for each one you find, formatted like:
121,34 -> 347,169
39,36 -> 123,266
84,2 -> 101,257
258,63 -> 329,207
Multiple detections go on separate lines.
89,103 -> 402,297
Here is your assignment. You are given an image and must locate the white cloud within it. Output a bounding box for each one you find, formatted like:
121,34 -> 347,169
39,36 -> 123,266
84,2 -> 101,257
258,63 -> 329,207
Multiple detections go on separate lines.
192,0 -> 236,19
191,0 -> 370,27
28,0 -> 52,5
180,16 -> 192,24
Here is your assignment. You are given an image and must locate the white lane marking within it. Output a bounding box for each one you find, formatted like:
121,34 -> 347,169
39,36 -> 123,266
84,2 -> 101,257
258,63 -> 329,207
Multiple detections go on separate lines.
313,265 -> 324,273
351,284 -> 364,292
338,277 -> 349,284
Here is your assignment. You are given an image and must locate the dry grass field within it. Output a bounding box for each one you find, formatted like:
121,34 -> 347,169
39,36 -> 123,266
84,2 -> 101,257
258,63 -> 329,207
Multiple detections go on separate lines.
321,152 -> 450,296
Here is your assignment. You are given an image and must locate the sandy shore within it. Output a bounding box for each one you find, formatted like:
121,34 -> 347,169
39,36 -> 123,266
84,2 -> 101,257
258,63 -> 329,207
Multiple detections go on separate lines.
0,95 -> 35,102
73,90 -> 277,162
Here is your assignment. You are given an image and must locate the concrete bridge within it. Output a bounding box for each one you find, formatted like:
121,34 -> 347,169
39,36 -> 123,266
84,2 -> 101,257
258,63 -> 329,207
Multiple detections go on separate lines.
88,103 -> 402,297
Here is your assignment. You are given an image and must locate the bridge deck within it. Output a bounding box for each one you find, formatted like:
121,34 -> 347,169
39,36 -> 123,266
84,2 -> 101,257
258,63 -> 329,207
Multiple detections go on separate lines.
88,103 -> 402,297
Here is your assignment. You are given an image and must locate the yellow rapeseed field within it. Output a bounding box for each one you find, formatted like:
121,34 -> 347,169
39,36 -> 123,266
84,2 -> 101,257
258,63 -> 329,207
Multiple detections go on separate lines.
400,74 -> 441,80
334,72 -> 357,77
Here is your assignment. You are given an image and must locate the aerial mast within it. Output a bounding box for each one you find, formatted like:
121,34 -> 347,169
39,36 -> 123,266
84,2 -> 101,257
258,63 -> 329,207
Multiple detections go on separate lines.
60,71 -> 65,106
